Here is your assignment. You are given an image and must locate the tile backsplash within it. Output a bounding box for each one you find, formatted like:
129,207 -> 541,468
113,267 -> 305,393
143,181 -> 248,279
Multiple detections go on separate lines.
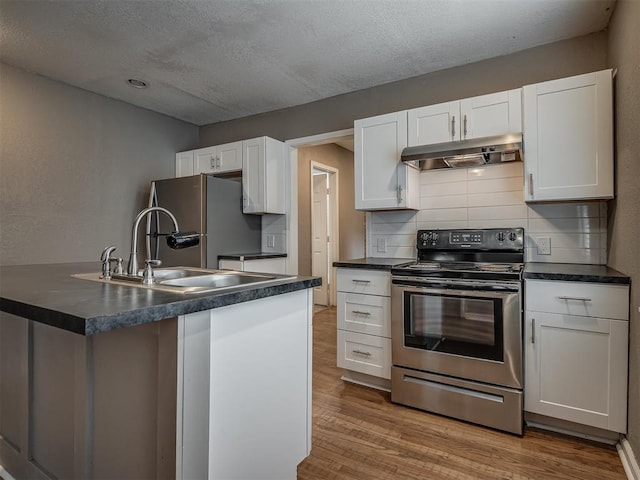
368,162 -> 607,264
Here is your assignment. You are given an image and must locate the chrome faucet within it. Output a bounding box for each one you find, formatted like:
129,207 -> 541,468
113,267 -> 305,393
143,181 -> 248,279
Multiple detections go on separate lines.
127,206 -> 179,276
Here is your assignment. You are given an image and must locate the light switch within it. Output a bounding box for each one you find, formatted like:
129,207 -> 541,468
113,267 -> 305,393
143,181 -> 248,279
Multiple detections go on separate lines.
266,235 -> 275,248
377,238 -> 387,253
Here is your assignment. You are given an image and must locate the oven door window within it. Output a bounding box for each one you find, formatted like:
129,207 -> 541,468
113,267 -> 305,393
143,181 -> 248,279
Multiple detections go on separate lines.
403,291 -> 504,361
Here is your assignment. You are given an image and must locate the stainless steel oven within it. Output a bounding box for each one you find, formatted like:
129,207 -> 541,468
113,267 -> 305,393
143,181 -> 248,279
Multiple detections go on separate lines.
390,228 -> 524,435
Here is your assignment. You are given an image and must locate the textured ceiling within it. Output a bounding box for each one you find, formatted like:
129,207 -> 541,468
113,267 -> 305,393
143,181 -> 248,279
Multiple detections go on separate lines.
0,0 -> 616,126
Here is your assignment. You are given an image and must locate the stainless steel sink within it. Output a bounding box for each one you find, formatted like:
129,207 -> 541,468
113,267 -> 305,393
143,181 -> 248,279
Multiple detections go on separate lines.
159,271 -> 277,289
72,267 -> 294,294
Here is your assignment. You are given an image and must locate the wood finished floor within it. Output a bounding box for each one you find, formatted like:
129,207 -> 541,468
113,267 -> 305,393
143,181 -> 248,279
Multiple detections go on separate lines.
297,307 -> 626,480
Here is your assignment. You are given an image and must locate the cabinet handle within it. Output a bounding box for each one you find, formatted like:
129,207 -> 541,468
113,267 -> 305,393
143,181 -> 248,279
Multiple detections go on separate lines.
397,185 -> 404,203
352,350 -> 372,357
451,116 -> 456,139
351,310 -> 371,316
528,173 -> 533,196
351,279 -> 371,284
211,156 -> 216,169
531,318 -> 535,344
557,296 -> 592,302
463,114 -> 468,138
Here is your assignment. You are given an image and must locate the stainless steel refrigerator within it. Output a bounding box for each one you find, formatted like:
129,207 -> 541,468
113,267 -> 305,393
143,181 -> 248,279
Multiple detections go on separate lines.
147,174 -> 261,268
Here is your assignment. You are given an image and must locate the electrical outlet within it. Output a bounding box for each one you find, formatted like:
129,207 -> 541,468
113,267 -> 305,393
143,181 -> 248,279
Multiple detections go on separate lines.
536,237 -> 551,255
266,234 -> 275,248
377,238 -> 387,253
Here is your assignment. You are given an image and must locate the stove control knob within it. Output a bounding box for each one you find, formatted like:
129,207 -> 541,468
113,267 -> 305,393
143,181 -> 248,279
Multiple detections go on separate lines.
422,231 -> 439,245
496,232 -> 506,243
508,231 -> 518,242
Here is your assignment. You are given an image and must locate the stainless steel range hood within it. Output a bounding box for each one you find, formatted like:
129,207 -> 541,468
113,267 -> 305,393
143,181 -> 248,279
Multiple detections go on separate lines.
401,133 -> 522,170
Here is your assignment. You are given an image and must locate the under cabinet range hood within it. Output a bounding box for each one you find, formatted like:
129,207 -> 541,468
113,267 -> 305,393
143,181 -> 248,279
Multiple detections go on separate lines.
401,133 -> 523,170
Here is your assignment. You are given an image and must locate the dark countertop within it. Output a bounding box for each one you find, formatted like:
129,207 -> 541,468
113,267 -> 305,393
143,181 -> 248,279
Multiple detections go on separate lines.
523,263 -> 630,285
0,263 -> 320,336
218,252 -> 287,261
333,257 -> 415,271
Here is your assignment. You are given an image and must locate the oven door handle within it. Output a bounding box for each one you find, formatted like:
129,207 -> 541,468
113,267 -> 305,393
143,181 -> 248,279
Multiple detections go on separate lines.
391,283 -> 519,299
391,277 -> 520,294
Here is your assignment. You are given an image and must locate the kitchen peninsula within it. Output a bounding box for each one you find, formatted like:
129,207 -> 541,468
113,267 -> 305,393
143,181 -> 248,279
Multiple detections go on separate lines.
0,262 -> 320,480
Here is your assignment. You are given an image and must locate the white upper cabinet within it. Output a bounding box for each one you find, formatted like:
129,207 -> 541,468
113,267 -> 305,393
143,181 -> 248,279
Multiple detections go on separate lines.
408,89 -> 522,146
176,141 -> 243,177
523,69 -> 613,202
407,101 -> 459,145
354,111 -> 419,211
175,150 -> 195,177
194,141 -> 243,175
242,136 -> 285,214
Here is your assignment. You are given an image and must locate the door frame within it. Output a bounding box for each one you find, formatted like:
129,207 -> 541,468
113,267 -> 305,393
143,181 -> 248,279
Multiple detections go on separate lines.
284,128 -> 354,280
310,162 -> 339,306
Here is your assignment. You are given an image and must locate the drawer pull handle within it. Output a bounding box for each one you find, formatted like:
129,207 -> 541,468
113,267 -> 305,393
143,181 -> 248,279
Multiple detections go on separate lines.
352,279 -> 371,284
557,296 -> 592,302
352,349 -> 372,357
351,310 -> 371,316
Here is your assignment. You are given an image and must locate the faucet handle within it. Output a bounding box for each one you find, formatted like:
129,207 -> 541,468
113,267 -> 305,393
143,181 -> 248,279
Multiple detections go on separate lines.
142,259 -> 161,285
110,257 -> 124,275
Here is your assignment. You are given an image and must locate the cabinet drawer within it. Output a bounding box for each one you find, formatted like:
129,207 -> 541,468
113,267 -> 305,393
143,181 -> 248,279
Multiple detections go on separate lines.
525,280 -> 629,320
337,292 -> 390,337
337,330 -> 391,379
336,269 -> 390,296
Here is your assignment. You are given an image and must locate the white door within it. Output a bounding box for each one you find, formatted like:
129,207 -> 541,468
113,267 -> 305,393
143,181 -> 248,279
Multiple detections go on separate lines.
312,171 -> 329,305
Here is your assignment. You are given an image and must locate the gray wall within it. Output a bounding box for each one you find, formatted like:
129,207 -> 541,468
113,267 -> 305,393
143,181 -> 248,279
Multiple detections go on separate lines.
297,144 -> 364,276
607,0 -> 640,456
200,32 -> 607,145
0,63 -> 198,265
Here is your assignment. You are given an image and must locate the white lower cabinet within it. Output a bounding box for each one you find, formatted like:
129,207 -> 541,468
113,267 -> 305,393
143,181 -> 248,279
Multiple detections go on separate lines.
336,268 -> 391,390
177,289 -> 312,480
524,279 -> 629,433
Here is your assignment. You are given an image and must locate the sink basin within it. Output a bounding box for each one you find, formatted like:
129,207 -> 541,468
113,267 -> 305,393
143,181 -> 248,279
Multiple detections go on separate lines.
151,267 -> 216,281
72,267 -> 294,294
159,271 -> 277,289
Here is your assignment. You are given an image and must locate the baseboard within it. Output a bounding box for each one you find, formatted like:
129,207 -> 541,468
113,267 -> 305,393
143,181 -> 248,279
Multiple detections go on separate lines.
524,412 -> 620,444
0,464 -> 17,480
618,437 -> 640,480
341,370 -> 391,392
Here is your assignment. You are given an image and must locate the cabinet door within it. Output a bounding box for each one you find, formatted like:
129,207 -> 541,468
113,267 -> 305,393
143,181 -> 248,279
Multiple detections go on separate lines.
354,111 -> 413,210
193,146 -> 218,175
523,70 -> 613,201
175,151 -> 194,177
242,138 -> 265,213
407,101 -> 459,145
216,141 -> 243,173
460,89 -> 522,140
524,311 -> 628,433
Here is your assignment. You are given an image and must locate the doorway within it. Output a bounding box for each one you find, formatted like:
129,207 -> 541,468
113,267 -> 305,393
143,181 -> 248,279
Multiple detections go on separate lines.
311,163 -> 339,306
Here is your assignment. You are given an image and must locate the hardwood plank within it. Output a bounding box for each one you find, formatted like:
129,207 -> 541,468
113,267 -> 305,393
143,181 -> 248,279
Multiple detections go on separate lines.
298,307 -> 626,480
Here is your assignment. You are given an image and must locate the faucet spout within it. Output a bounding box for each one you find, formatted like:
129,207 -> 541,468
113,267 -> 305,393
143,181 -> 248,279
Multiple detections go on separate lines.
127,207 -> 179,275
